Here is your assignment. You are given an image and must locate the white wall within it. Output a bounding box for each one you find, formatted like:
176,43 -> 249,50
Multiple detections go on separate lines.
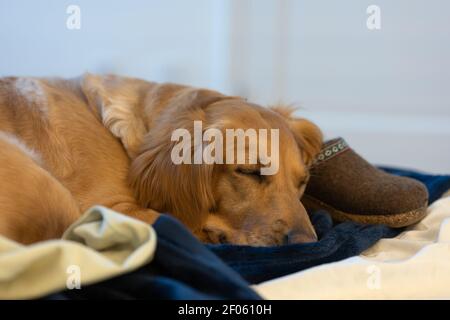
0,0 -> 218,85
1,0 -> 449,173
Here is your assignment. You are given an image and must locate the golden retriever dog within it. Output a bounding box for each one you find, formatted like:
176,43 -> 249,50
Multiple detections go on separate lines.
0,74 -> 322,246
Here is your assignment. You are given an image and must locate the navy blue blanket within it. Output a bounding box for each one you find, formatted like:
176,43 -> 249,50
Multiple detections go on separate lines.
208,211 -> 399,284
46,167 -> 450,299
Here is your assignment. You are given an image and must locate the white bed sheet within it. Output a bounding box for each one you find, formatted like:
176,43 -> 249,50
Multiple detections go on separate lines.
254,196 -> 450,299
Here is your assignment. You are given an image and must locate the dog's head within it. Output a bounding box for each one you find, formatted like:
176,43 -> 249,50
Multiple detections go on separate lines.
83,74 -> 323,246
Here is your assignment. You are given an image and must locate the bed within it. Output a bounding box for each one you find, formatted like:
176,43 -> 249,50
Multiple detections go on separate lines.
1,167 -> 449,299
255,195 -> 450,299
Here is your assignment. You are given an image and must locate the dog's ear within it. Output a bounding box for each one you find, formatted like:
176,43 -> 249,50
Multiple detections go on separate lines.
128,89 -> 229,231
129,137 -> 215,231
81,73 -> 151,158
271,105 -> 323,166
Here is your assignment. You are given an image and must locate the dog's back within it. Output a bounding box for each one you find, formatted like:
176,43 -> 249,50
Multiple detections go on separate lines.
0,76 -> 157,243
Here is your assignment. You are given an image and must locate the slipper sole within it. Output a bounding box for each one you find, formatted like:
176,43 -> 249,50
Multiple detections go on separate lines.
302,194 -> 428,228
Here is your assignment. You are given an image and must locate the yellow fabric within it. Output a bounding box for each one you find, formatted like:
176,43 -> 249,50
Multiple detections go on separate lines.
0,206 -> 157,299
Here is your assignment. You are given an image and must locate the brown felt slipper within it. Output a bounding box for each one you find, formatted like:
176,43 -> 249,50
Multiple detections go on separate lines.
301,138 -> 429,228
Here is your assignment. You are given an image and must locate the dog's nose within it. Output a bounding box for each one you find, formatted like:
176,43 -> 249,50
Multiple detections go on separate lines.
287,227 -> 318,244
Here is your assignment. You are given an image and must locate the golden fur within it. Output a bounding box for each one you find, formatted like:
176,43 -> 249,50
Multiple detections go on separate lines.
0,74 -> 322,245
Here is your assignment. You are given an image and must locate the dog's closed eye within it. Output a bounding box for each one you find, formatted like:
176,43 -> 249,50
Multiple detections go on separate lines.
235,167 -> 265,182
